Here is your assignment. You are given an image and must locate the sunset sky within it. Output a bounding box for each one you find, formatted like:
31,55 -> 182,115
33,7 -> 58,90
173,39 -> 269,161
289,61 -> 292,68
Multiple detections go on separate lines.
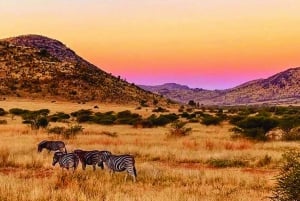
1,0 -> 300,89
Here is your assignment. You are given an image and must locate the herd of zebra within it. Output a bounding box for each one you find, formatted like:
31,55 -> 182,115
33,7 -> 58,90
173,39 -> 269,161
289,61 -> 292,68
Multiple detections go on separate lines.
37,140 -> 137,182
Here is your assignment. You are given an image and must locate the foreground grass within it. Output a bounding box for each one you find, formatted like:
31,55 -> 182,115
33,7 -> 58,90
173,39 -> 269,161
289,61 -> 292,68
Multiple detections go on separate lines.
0,100 -> 298,201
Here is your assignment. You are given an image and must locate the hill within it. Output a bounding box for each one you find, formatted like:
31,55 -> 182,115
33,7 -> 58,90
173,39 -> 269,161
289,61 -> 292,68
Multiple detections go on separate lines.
0,34 -> 165,105
139,67 -> 300,105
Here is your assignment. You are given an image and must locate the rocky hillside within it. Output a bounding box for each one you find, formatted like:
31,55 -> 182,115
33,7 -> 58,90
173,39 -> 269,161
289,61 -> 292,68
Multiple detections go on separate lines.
0,35 -> 165,105
139,67 -> 300,105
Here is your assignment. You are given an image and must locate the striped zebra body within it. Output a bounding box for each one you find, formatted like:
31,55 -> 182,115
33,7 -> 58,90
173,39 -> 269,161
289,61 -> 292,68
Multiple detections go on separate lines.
102,154 -> 137,182
38,140 -> 67,153
52,152 -> 79,172
74,149 -> 111,171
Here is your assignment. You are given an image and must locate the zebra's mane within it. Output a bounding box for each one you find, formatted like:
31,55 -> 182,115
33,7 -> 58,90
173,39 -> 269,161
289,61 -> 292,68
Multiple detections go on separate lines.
38,140 -> 48,146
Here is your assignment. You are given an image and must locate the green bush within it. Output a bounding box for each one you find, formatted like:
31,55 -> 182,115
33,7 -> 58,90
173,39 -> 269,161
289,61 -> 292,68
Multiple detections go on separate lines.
0,108 -> 7,116
9,108 -> 29,116
207,158 -> 248,168
201,114 -> 223,126
278,115 -> 300,135
48,124 -> 83,139
92,112 -> 116,125
0,120 -> 7,124
48,112 -> 70,122
271,151 -> 300,201
115,110 -> 142,125
152,107 -> 169,113
232,116 -> 279,140
168,120 -> 192,137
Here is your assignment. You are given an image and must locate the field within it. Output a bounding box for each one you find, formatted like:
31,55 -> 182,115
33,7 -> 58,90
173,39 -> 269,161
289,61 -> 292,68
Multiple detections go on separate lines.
0,99 -> 298,201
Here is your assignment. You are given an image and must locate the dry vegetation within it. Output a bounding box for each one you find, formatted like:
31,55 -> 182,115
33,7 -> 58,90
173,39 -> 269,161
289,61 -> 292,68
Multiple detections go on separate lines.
0,100 -> 299,201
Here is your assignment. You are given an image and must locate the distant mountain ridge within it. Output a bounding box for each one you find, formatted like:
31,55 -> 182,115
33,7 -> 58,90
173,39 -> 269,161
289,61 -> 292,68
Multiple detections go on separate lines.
139,67 -> 300,105
0,34 -> 166,105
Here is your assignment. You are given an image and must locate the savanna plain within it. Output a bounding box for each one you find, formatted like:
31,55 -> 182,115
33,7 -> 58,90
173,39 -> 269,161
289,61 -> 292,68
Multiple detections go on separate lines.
0,99 -> 298,201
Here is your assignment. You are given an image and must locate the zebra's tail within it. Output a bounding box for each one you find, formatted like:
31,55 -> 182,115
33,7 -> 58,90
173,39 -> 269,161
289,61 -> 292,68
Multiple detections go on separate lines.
64,147 -> 67,153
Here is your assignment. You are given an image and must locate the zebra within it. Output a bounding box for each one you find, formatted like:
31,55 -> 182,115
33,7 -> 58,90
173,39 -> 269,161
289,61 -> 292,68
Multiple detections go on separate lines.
74,149 -> 112,171
99,154 -> 137,182
52,151 -> 79,172
37,140 -> 67,153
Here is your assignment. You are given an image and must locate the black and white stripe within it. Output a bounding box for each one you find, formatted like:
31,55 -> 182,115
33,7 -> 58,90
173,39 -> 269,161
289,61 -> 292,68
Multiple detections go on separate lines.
74,149 -> 111,171
38,140 -> 67,153
52,152 -> 79,171
100,154 -> 137,182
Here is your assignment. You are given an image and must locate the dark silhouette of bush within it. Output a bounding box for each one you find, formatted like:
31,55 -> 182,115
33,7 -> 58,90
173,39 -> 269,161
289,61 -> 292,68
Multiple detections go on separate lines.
271,151 -> 300,201
152,107 -> 169,113
233,116 -> 279,140
168,120 -> 192,137
0,120 -> 7,124
181,112 -> 196,120
48,112 -> 70,122
141,113 -> 179,127
71,109 -> 93,123
92,112 -> 116,125
229,114 -> 247,125
278,115 -> 300,135
21,110 -> 50,129
0,108 -> 7,116
48,124 -> 83,139
201,114 -> 223,126
9,108 -> 29,116
115,110 -> 142,125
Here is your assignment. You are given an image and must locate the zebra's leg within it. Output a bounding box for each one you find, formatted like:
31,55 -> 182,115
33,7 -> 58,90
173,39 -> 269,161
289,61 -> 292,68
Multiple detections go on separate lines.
82,163 -> 86,170
93,164 -> 96,171
124,174 -> 128,182
128,167 -> 137,182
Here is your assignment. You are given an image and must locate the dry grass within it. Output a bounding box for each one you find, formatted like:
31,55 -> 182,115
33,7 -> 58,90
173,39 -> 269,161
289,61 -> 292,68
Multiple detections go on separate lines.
0,100 -> 297,201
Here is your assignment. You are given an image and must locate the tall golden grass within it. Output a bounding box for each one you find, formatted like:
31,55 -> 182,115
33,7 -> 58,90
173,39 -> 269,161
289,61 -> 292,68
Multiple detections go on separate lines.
0,100 -> 297,200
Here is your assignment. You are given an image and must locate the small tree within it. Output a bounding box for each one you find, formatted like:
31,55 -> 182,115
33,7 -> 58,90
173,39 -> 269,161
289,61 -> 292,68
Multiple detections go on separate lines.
168,120 -> 192,137
188,100 -> 196,107
271,151 -> 300,201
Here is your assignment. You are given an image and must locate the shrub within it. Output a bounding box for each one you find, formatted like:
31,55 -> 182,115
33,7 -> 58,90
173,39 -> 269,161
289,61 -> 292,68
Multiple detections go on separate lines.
48,112 -> 70,122
278,115 -> 300,135
9,108 -> 29,116
92,112 -> 116,125
48,124 -> 84,139
152,107 -> 169,113
0,120 -> 7,124
257,154 -> 272,167
207,158 -> 248,168
271,151 -> 300,201
0,108 -> 7,116
168,120 -> 192,137
71,109 -> 93,123
48,126 -> 65,135
232,116 -> 279,140
115,110 -> 142,125
201,114 -> 222,126
19,110 -> 50,129
36,116 -> 49,128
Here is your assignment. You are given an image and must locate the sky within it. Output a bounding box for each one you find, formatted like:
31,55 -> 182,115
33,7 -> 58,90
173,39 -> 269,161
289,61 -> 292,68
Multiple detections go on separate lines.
1,0 -> 300,89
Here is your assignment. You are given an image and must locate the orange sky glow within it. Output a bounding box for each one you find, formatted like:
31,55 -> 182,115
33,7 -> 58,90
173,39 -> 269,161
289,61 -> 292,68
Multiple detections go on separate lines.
1,0 -> 300,89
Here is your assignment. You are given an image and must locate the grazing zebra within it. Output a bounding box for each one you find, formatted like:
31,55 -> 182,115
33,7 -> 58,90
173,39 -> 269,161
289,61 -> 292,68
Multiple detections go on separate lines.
37,140 -> 67,153
100,154 -> 137,182
52,151 -> 79,172
74,149 -> 112,171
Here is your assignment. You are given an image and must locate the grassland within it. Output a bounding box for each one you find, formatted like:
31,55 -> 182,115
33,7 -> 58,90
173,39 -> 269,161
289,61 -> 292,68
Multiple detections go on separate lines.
0,99 -> 299,201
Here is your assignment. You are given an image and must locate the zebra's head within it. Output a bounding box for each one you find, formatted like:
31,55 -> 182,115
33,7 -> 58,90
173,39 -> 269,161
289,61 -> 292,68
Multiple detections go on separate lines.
73,149 -> 85,160
99,151 -> 112,163
52,151 -> 65,166
37,140 -> 48,152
